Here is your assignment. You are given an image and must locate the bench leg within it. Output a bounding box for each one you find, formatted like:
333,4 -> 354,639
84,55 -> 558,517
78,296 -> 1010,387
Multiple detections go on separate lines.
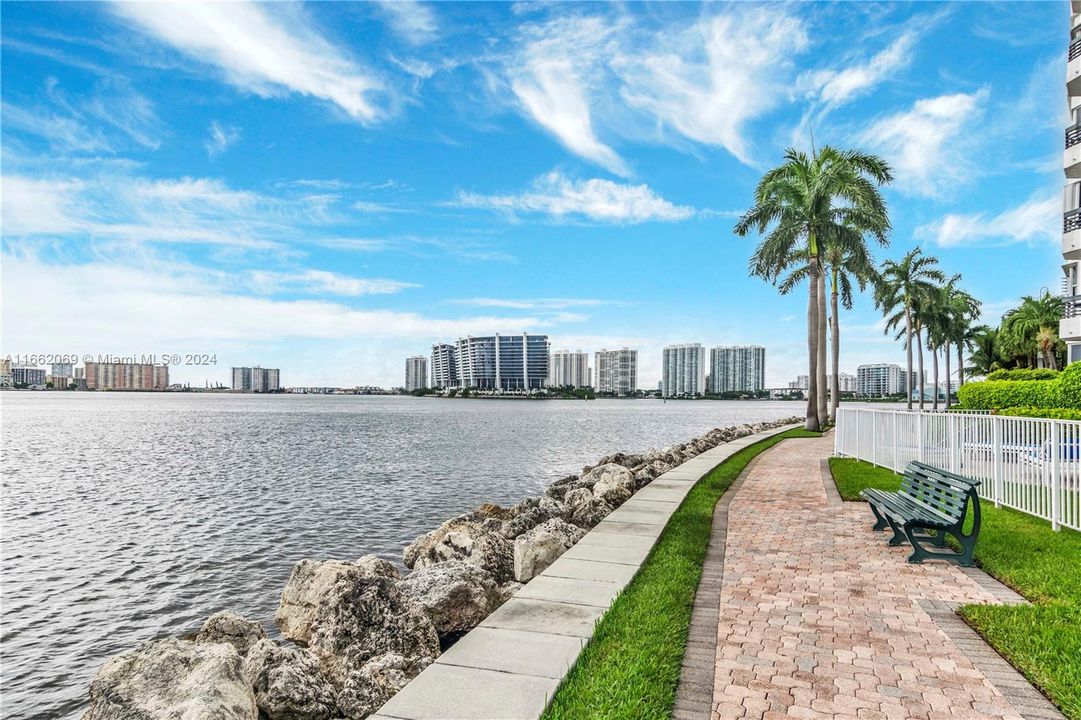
884,515 -> 908,546
904,525 -> 933,564
905,525 -> 976,566
948,528 -> 977,567
869,503 -> 889,532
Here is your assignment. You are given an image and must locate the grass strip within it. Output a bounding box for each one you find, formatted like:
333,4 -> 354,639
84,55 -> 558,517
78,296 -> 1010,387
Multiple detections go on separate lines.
828,458 -> 1081,719
542,427 -> 821,720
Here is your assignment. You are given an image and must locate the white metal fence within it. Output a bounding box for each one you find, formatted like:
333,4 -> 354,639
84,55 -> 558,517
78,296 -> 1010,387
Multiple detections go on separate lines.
834,406 -> 1081,532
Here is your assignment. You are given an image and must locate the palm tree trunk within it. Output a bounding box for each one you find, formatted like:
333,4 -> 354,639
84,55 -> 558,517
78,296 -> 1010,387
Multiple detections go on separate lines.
916,325 -> 926,411
957,344 -> 965,387
816,262 -> 828,426
830,269 -> 840,423
905,306 -> 913,411
805,264 -> 820,432
944,341 -> 952,410
931,344 -> 939,412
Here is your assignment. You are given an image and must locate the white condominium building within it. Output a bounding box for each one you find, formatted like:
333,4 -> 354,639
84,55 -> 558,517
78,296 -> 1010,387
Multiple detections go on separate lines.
1062,8 -> 1081,363
549,350 -> 590,388
232,366 -> 280,392
709,345 -> 765,393
856,363 -> 922,398
405,356 -> 428,392
431,343 -> 458,388
594,348 -> 638,396
662,343 -> 706,397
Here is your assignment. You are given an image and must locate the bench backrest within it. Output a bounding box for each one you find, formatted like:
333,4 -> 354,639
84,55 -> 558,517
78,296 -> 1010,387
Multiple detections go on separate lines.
899,461 -> 980,524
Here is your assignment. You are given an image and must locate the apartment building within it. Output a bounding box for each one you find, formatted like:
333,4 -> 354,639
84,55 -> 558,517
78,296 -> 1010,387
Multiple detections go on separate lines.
549,350 -> 590,388
594,348 -> 638,396
405,356 -> 428,392
662,344 -> 706,397
709,345 -> 765,393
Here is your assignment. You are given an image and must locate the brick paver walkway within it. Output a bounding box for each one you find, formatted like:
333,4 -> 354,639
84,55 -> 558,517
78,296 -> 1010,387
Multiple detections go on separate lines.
711,436 -> 1025,720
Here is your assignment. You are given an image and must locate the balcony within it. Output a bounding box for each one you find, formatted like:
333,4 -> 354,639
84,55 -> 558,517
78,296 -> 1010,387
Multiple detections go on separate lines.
1070,37 -> 1081,96
1064,209 -> 1081,259
1062,295 -> 1081,341
1067,123 -> 1081,178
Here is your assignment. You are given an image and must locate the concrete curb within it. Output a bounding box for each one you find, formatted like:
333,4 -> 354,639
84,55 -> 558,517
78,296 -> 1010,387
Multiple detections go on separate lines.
373,422 -> 804,720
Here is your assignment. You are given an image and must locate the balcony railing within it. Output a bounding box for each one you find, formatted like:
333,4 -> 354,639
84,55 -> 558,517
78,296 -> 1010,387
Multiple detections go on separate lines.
1068,122 -> 1081,149
1071,37 -> 1081,61
1064,295 -> 1081,319
1065,208 -> 1081,233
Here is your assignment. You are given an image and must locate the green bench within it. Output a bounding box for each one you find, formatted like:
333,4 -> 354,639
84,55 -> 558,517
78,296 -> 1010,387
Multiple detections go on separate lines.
861,460 -> 982,566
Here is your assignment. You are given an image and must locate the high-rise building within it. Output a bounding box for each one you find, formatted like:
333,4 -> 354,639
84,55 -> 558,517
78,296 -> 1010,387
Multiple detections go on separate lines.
12,367 -> 46,387
709,345 -> 765,393
549,350 -> 590,388
455,334 -> 549,391
51,362 -> 74,377
84,362 -> 168,390
405,356 -> 428,392
0,358 -> 11,387
856,363 -> 923,398
231,366 -> 280,392
836,372 -> 858,393
594,348 -> 638,396
431,343 -> 458,388
1063,11 -> 1081,363
662,344 -> 706,397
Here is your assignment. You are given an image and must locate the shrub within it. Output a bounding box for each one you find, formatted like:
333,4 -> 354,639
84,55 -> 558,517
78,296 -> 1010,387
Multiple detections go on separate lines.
1060,363 -> 1081,409
957,379 -> 1060,410
996,406 -> 1081,421
986,368 -> 1060,382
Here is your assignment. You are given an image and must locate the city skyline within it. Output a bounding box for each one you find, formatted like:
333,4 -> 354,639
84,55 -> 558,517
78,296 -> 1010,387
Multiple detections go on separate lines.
1,3 -> 1065,388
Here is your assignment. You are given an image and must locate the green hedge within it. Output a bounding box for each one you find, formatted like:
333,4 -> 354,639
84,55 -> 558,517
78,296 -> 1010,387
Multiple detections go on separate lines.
997,407 -> 1081,421
959,364 -> 1076,410
986,368 -> 1060,381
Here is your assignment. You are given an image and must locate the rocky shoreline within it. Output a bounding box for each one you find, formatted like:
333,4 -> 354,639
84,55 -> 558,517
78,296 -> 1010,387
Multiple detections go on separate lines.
81,418 -> 799,720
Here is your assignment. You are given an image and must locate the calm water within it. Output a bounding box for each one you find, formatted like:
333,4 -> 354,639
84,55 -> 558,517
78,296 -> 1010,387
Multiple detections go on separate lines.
1,392 -> 802,719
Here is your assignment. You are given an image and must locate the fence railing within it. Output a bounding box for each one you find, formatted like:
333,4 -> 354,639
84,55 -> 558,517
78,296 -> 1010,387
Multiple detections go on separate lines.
835,407 -> 1081,532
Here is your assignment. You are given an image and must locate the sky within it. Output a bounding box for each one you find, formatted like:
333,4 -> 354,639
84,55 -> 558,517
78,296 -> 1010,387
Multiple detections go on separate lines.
0,1 -> 1068,388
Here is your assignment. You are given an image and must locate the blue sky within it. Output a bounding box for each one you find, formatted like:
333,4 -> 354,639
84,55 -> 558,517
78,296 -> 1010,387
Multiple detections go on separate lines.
0,1 -> 1066,388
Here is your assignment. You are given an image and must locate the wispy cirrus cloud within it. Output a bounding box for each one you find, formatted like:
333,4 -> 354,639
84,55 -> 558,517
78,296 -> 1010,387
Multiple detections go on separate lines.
205,121 -> 241,157
508,15 -> 629,176
916,193 -> 1058,247
455,171 -> 695,223
857,87 -> 990,198
375,0 -> 438,45
449,297 -> 627,310
248,269 -> 419,297
111,1 -> 386,122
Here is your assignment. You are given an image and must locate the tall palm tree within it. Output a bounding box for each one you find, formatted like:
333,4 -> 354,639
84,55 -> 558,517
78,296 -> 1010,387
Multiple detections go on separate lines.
921,287 -> 949,411
736,146 -> 892,430
942,282 -> 980,407
875,248 -> 944,411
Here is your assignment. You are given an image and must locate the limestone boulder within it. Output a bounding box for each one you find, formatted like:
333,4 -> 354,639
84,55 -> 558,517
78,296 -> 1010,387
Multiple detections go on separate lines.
337,652 -> 431,720
194,611 -> 266,657
500,496 -> 565,539
563,488 -> 610,530
513,518 -> 586,582
590,464 -> 636,508
403,506 -> 506,569
398,561 -> 501,634
242,639 -> 338,720
275,555 -> 439,688
84,638 -> 256,720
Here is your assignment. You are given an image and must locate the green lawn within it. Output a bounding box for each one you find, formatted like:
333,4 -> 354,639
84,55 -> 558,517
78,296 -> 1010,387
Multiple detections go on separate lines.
542,428 -> 822,720
829,458 -> 1081,720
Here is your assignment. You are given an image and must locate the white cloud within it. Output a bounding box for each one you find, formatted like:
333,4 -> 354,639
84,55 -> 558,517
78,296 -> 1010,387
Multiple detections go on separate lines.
508,16 -> 629,176
917,193 -> 1059,247
376,1 -> 438,45
205,121 -> 241,156
450,298 -> 624,310
112,1 -> 385,122
800,31 -> 916,108
248,269 -> 419,297
612,10 -> 807,166
455,171 -> 694,223
857,88 -> 990,198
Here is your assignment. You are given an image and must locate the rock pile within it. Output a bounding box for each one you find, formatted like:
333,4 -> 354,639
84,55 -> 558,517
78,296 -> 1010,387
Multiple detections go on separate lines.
81,418 -> 798,720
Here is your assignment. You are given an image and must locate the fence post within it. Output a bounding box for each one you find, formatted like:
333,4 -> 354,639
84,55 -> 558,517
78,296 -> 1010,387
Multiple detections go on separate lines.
1051,420 -> 1062,532
917,412 -> 925,463
948,413 -> 959,473
871,410 -> 878,467
992,416 -> 1002,508
892,411 -> 898,471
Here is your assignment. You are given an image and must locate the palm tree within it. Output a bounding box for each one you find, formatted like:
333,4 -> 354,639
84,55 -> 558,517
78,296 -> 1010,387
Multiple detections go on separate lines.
875,248 -> 944,411
921,287 -> 949,411
736,146 -> 892,430
964,325 -> 1002,378
1000,293 -> 1065,369
942,283 -> 980,407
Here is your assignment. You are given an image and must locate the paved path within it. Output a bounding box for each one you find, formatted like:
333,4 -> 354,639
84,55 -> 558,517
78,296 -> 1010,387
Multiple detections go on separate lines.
707,435 -> 1052,720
